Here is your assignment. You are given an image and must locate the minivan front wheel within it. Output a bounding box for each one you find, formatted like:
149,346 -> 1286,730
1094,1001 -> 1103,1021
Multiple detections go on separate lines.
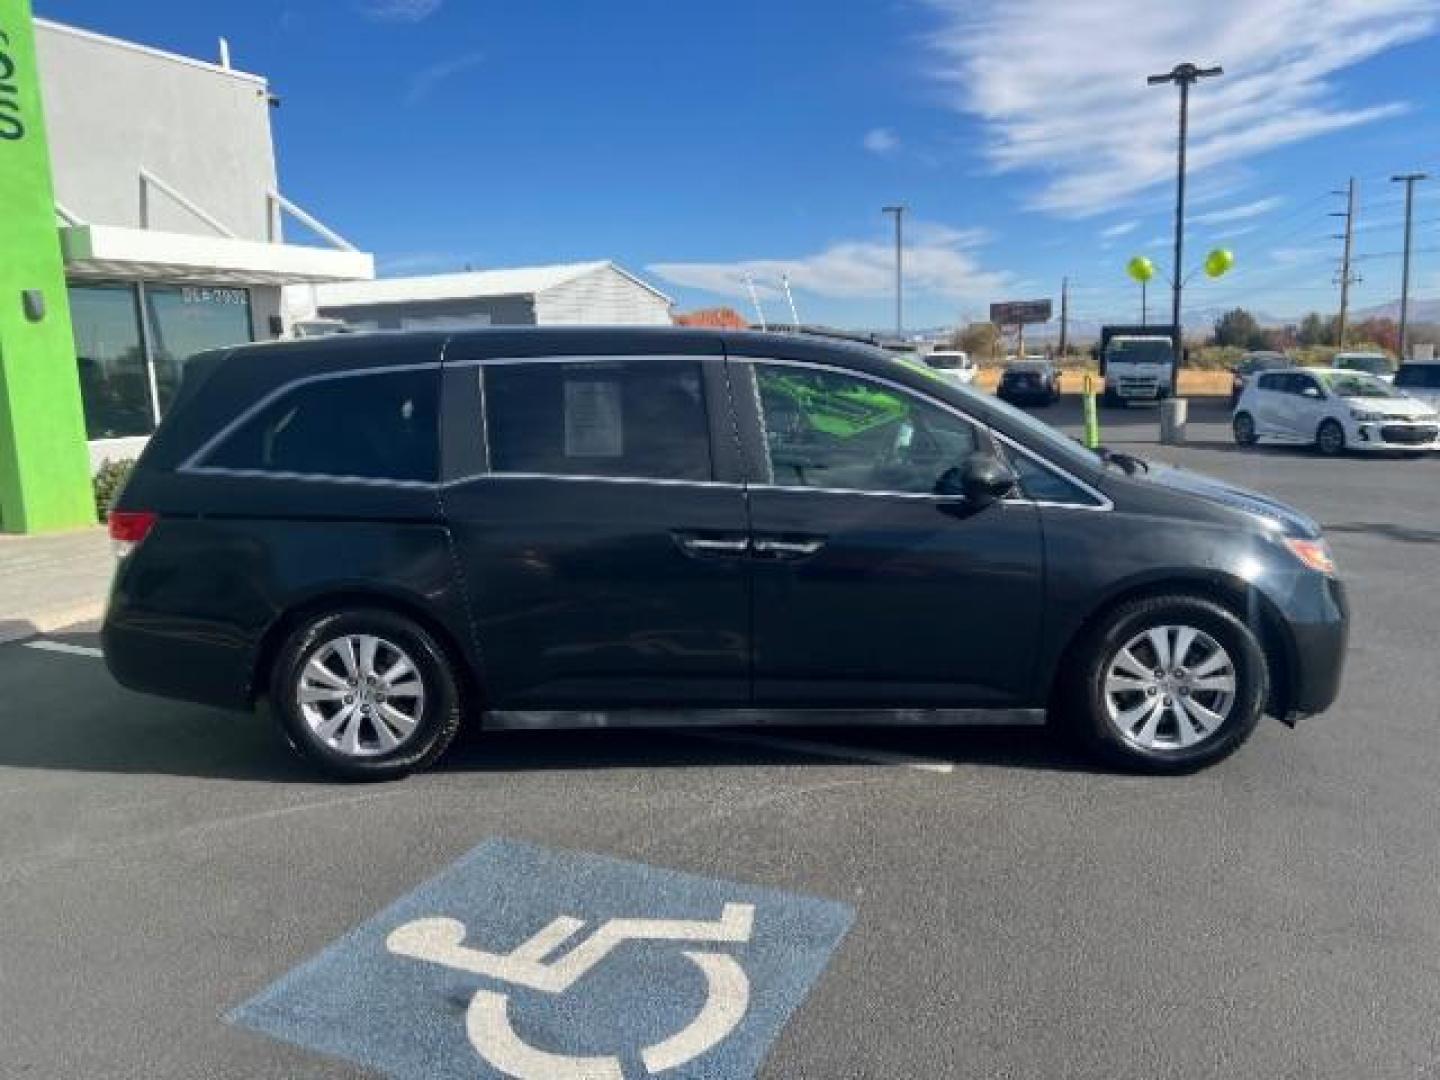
271,609 -> 462,780
1069,596 -> 1267,772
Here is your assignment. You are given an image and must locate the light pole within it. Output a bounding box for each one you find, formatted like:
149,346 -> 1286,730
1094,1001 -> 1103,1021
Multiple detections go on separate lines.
1391,172 -> 1428,362
1147,62 -> 1222,362
882,205 -> 905,336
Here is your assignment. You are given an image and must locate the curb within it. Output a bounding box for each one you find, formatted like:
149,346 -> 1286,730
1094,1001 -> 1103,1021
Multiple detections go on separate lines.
0,600 -> 107,646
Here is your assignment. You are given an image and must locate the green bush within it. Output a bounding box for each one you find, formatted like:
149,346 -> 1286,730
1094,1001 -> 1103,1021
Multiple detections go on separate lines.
93,458 -> 135,523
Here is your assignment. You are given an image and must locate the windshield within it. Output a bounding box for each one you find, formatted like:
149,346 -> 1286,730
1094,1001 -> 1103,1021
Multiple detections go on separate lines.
1106,339 -> 1172,364
1335,355 -> 1391,376
925,353 -> 966,370
1319,371 -> 1402,399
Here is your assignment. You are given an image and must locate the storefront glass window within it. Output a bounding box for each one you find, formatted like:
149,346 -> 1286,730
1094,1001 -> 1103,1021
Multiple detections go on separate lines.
143,285 -> 253,413
68,284 -> 154,439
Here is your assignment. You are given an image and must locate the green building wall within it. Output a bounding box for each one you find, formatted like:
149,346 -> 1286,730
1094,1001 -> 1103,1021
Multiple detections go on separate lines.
0,0 -> 96,533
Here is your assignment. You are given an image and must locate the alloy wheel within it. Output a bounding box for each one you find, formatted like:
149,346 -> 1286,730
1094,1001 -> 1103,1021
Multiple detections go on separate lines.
297,634 -> 426,758
1102,625 -> 1236,752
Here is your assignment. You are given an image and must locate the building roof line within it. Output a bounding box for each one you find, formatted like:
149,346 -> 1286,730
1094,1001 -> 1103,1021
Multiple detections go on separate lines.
34,18 -> 268,88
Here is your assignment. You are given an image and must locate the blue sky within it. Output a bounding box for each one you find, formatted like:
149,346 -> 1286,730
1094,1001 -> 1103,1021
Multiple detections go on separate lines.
35,0 -> 1440,329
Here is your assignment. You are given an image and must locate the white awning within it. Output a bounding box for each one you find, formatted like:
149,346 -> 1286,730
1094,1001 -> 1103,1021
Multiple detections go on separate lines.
60,224 -> 375,286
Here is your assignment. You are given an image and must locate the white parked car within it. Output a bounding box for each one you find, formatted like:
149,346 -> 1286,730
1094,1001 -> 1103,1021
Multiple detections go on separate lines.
1232,366 -> 1440,455
922,349 -> 977,384
1331,352 -> 1395,383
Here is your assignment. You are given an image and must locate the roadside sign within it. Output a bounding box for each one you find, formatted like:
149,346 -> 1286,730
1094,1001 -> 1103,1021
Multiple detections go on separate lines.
989,299 -> 1052,326
229,838 -> 854,1079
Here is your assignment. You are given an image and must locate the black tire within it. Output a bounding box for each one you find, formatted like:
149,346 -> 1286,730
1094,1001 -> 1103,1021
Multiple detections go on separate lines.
1100,389 -> 1121,409
269,608 -> 463,781
1316,418 -> 1346,456
1061,595 -> 1268,773
1232,412 -> 1258,446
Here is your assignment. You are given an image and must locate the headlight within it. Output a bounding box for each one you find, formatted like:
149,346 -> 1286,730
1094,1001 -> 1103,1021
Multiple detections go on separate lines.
1283,536 -> 1337,575
1349,408 -> 1383,421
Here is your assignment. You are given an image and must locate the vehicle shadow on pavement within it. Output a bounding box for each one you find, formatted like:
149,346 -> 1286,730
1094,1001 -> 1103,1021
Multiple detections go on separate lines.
435,723 -> 1099,777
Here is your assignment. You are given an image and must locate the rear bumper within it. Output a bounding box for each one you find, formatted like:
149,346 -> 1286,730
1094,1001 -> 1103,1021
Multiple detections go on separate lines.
102,580 -> 255,711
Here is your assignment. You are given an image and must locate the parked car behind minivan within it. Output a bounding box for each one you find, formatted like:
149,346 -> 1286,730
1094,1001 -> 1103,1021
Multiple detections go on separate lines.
103,329 -> 1348,779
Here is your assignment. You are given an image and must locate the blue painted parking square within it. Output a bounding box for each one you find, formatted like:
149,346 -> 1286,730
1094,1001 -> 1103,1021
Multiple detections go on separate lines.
229,838 -> 854,1079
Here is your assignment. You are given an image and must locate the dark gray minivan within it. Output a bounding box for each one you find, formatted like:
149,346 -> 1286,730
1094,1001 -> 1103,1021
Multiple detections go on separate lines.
103,328 -> 1347,779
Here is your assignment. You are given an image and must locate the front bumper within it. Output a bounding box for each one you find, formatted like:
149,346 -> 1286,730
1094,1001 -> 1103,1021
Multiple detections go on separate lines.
1349,419 -> 1440,450
1275,573 -> 1349,719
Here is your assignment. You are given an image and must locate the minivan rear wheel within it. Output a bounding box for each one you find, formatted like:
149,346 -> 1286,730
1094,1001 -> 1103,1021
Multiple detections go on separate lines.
1066,596 -> 1267,773
270,608 -> 462,781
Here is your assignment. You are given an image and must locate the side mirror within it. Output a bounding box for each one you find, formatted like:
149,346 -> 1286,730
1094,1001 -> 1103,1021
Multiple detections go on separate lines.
936,452 -> 1018,507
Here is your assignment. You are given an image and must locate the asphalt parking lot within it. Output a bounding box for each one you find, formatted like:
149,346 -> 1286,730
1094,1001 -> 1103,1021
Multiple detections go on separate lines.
3,396 -> 1439,1080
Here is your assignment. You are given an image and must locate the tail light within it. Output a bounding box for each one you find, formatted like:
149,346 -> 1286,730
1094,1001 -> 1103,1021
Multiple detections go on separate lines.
108,510 -> 157,558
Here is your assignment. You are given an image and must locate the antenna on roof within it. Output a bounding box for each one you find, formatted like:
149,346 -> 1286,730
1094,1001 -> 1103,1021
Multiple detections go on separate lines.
743,273 -> 768,331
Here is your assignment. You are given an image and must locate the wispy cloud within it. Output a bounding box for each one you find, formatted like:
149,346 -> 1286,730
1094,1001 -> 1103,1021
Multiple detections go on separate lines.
1191,196 -> 1284,225
362,0 -> 442,21
1100,220 -> 1140,239
649,222 -> 1010,304
920,0 -> 1437,217
863,127 -> 901,156
405,50 -> 484,105
1208,224 -> 1260,240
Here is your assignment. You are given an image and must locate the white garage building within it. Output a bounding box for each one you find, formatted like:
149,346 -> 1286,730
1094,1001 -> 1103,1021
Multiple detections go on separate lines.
293,260 -> 674,331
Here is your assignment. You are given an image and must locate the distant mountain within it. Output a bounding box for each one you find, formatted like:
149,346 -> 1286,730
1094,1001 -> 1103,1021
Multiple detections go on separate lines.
1352,297 -> 1440,323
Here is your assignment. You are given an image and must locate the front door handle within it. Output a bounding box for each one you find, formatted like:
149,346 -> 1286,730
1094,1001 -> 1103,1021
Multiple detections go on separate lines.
752,537 -> 826,559
674,533 -> 751,557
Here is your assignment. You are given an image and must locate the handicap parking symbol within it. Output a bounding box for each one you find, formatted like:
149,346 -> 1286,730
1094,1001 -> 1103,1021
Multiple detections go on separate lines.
229,838 -> 854,1079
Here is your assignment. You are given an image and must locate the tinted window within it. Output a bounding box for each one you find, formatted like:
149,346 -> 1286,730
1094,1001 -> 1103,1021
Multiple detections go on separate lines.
753,364 -> 977,493
204,369 -> 438,481
144,285 -> 253,414
1396,364 -> 1440,389
1006,449 -> 1095,505
1291,375 -> 1323,396
1256,372 -> 1288,391
69,284 -> 154,439
484,358 -> 712,481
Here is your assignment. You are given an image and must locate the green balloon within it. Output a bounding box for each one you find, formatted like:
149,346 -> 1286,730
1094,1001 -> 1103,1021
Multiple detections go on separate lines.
1204,248 -> 1235,278
1126,256 -> 1155,283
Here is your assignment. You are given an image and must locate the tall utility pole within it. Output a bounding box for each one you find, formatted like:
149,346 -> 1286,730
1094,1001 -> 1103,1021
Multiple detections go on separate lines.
1391,172 -> 1428,362
1058,276 -> 1070,358
1147,62 -> 1223,362
1331,178 -> 1358,348
882,205 -> 905,336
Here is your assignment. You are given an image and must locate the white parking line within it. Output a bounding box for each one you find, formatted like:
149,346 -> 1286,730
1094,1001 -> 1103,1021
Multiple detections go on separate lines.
687,731 -> 954,774
22,640 -> 103,659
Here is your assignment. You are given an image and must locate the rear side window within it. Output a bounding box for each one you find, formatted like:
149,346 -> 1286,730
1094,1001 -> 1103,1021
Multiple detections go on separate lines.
201,369 -> 439,481
483,358 -> 713,481
1396,365 -> 1440,389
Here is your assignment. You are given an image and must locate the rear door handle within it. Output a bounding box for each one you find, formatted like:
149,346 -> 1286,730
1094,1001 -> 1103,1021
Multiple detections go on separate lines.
674,533 -> 751,556
752,537 -> 826,559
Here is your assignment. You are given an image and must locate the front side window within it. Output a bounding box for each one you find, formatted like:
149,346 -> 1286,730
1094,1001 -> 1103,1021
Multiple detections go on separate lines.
484,358 -> 712,481
203,369 -> 438,481
752,364 -> 977,493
